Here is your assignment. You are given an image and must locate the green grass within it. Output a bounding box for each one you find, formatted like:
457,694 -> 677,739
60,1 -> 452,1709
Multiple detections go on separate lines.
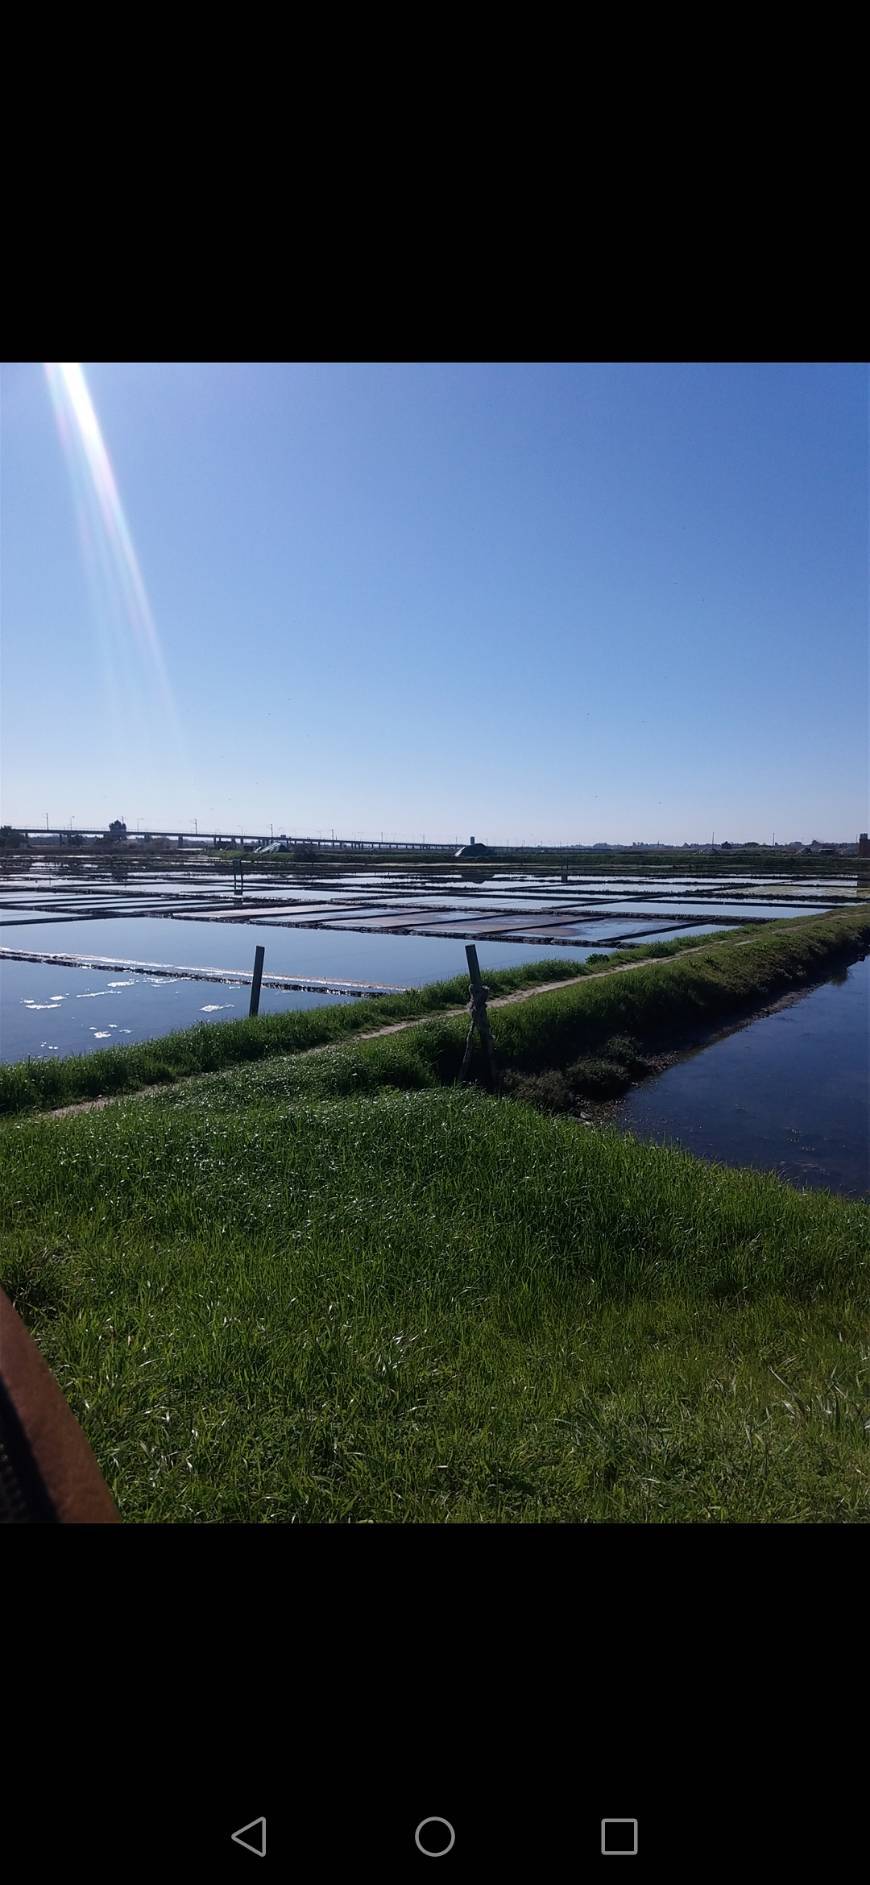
465,908 -> 870,1091
2,1078 -> 867,1522
4,908 -> 867,1523
3,910 -> 867,1119
0,929 -> 732,1118
63,906 -> 854,1118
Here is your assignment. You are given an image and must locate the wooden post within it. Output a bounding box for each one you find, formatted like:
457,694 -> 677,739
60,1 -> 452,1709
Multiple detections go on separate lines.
460,942 -> 498,1088
249,944 -> 265,1017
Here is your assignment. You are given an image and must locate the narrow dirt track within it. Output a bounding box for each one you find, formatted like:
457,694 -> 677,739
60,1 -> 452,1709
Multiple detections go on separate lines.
40,940 -> 740,1121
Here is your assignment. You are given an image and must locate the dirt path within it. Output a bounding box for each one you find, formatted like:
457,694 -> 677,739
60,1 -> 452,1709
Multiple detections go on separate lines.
41,941 -> 737,1121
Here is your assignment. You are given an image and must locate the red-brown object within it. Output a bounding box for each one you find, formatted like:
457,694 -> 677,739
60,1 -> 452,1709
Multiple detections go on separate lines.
0,1285 -> 119,1523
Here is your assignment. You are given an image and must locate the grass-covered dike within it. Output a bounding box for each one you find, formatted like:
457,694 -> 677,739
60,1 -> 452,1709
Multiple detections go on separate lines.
2,908 -> 868,1117
0,951 -> 601,1117
2,907 -> 868,1522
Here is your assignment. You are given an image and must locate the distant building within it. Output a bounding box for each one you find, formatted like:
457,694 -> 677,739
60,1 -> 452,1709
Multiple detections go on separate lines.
859,833 -> 870,858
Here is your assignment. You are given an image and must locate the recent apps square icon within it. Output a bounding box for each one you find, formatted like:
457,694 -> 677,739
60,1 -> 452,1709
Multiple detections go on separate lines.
601,1819 -> 638,1856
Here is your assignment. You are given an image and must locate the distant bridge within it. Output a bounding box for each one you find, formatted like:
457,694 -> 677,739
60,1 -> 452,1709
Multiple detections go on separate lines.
18,827 -> 461,854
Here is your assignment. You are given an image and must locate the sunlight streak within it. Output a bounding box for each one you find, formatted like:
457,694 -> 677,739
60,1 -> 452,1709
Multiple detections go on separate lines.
44,363 -> 183,751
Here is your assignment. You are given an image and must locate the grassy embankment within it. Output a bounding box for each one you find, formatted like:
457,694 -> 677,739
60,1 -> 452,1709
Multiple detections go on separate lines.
1,909 -> 868,1523
2,910 -> 867,1119
0,931 -> 731,1118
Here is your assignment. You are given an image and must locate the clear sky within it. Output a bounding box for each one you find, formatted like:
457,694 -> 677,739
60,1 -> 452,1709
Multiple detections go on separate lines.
1,361 -> 866,843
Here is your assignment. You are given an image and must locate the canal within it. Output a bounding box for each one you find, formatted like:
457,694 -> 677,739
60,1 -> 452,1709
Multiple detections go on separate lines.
611,955 -> 869,1199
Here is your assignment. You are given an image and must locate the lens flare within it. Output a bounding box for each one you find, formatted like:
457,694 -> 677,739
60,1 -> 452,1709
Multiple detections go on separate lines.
44,363 -> 183,753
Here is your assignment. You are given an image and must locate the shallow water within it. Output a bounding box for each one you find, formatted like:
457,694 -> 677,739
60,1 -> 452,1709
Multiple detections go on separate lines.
0,957 -> 358,1061
618,922 -> 738,945
519,917 -> 710,943
612,956 -> 870,1198
591,899 -> 829,919
0,922 -> 596,1061
1,913 -> 595,979
0,865 -> 852,1065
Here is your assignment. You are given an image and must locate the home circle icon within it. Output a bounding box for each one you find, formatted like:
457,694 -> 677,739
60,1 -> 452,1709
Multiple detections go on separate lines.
414,1818 -> 456,1857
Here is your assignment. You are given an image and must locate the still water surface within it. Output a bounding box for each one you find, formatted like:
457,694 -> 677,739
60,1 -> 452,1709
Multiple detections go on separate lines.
612,957 -> 869,1198
0,958 -> 357,1060
0,918 -> 595,1061
0,867 -> 853,1080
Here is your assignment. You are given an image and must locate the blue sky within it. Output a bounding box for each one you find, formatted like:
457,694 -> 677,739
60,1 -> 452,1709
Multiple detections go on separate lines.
1,361 -> 866,842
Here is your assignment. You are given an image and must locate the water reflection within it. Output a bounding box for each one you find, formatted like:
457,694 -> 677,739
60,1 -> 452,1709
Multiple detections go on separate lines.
612,957 -> 869,1198
0,958 -> 358,1061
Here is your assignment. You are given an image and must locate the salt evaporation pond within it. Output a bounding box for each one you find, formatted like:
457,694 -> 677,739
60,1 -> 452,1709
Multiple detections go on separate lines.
0,957 -> 358,1061
0,864 -> 850,1066
0,916 -> 597,1062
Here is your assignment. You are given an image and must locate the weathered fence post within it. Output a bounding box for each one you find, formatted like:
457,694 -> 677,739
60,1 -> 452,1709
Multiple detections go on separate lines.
249,944 -> 265,1017
460,942 -> 498,1089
